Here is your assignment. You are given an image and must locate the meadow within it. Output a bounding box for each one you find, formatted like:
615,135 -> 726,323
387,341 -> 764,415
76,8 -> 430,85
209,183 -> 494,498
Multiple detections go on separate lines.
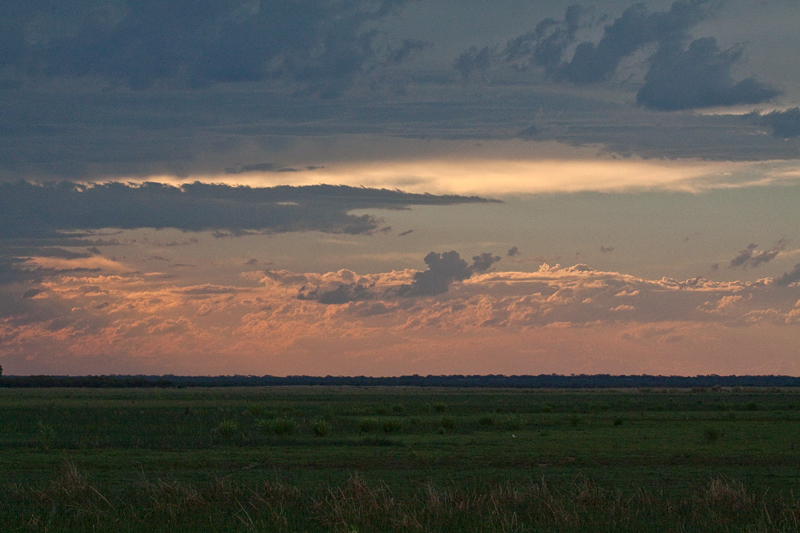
2,385 -> 800,531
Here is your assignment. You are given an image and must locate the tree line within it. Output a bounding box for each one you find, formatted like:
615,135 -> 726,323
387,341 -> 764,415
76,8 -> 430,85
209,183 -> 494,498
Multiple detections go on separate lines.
1,373 -> 800,389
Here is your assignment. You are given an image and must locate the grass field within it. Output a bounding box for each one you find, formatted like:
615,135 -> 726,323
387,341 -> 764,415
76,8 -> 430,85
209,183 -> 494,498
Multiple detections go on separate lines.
3,385 -> 800,531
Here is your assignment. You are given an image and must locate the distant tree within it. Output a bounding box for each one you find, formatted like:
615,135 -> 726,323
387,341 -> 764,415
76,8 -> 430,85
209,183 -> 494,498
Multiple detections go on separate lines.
0,364 -> 3,376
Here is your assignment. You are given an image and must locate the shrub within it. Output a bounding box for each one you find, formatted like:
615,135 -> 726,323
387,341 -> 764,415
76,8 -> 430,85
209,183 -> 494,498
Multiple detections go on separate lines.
382,419 -> 403,434
541,403 -> 554,413
704,426 -> 721,442
433,402 -> 447,413
215,419 -> 238,439
569,414 -> 582,427
613,417 -> 624,426
246,404 -> 267,417
440,416 -> 456,431
37,420 -> 55,451
311,420 -> 330,437
359,418 -> 378,433
478,414 -> 496,426
502,415 -> 522,431
271,417 -> 296,436
391,404 -> 405,414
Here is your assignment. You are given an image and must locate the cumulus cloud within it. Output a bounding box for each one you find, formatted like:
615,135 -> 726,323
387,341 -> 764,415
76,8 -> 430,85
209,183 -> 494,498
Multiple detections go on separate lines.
776,264 -> 800,287
636,38 -> 781,111
298,282 -> 374,304
502,0 -> 710,84
5,254 -> 800,374
507,246 -> 520,257
728,239 -> 786,269
397,251 -> 501,297
496,0 -> 779,111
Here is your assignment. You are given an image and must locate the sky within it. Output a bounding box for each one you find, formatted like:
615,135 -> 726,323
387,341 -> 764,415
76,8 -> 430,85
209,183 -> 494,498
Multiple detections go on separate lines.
2,0 -> 800,376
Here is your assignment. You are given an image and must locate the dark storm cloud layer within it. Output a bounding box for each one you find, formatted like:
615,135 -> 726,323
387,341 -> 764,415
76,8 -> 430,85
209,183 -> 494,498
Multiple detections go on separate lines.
0,181 -> 495,240
0,0 -> 412,96
0,1 -> 796,182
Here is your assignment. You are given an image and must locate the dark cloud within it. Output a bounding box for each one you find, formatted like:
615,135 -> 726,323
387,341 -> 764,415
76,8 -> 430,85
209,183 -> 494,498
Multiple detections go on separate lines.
600,246 -> 615,254
0,181 -> 496,239
470,252 -> 502,273
398,229 -> 414,237
776,264 -> 800,287
225,162 -> 323,174
636,38 -> 781,111
455,46 -> 493,80
504,5 -> 582,77
497,1 -> 779,111
728,240 -> 785,269
398,250 -> 500,297
502,1 -> 711,84
386,39 -> 431,65
751,108 -> 800,138
507,246 -> 519,257
1,0 -> 413,97
399,251 -> 472,296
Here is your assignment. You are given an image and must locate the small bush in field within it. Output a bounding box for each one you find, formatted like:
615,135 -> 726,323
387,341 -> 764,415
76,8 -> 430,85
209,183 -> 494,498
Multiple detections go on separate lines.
272,417 -> 296,436
613,417 -> 624,426
478,414 -> 496,426
216,419 -> 238,439
433,402 -> 447,413
569,414 -> 582,427
311,420 -> 330,437
704,426 -> 721,442
382,419 -> 403,434
440,416 -> 456,431
502,415 -> 522,431
359,418 -> 378,433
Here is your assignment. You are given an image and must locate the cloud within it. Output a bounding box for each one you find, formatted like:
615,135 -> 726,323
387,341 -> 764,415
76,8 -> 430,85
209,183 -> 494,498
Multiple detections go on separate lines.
600,246 -> 614,254
0,181 -> 495,239
455,46 -> 493,80
502,0 -> 711,84
507,246 -> 519,257
5,253 -> 800,375
397,250 -> 501,297
298,282 -> 374,304
776,264 -> 800,287
496,1 -> 779,112
398,230 -> 413,237
636,37 -> 781,111
2,0 -> 413,96
752,108 -> 800,138
728,239 -> 785,269
470,252 -> 502,273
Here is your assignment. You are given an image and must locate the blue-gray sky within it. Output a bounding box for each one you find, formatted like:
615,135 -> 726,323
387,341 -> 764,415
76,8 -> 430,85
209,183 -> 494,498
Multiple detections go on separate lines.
2,0 -> 800,376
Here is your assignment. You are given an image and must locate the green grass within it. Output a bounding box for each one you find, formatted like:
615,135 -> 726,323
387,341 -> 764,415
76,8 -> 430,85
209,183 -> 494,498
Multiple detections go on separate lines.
3,386 -> 800,530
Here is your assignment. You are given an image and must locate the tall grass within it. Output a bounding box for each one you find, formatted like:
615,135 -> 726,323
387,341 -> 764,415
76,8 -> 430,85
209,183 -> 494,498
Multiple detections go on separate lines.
5,466 -> 799,532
